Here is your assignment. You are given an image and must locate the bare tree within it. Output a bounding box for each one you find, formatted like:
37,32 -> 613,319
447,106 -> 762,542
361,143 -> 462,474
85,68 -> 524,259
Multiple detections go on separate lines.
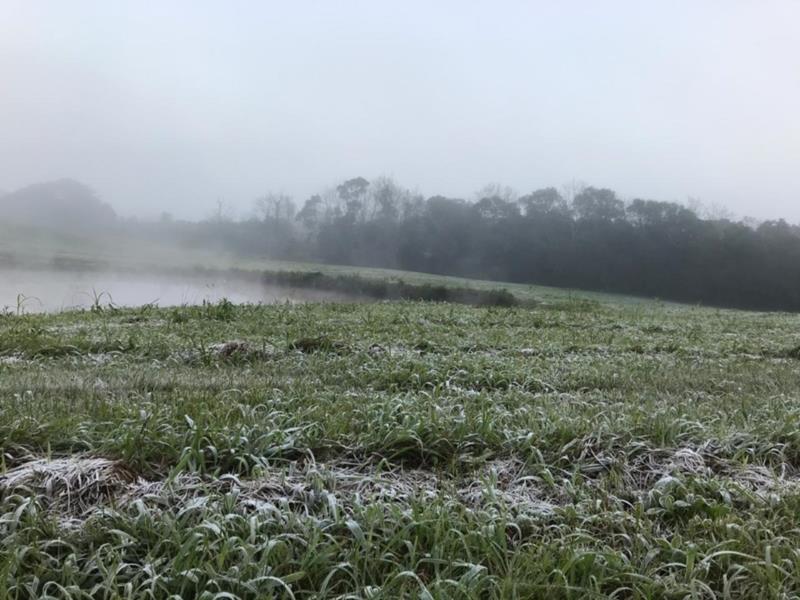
561,179 -> 587,204
475,182 -> 517,204
254,192 -> 296,221
209,198 -> 234,223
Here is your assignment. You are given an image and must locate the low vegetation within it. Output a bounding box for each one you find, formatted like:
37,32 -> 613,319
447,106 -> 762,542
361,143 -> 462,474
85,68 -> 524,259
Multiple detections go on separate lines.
2,294 -> 800,598
259,269 -> 517,307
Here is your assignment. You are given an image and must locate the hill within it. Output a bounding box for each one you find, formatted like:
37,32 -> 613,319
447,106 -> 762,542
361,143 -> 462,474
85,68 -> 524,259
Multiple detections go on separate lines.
0,178 -> 117,233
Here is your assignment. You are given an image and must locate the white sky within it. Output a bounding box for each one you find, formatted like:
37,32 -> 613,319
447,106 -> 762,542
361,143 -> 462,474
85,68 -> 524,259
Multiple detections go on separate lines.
1,1 -> 799,221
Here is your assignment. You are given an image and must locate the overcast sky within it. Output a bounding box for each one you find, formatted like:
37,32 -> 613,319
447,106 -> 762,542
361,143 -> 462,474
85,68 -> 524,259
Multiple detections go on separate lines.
1,1 -> 799,222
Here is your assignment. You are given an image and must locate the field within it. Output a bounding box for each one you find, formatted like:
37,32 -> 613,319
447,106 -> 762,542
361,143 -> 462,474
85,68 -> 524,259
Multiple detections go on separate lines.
2,290 -> 800,598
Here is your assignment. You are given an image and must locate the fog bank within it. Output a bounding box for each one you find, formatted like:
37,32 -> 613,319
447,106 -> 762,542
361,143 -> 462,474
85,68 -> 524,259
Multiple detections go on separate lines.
1,1 -> 799,222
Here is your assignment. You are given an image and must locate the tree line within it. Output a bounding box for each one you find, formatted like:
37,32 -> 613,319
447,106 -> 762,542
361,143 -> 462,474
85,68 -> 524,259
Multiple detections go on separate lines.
146,177 -> 800,311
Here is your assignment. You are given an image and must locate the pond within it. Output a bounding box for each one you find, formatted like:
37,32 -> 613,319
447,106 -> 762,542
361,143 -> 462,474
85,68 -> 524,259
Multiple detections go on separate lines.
0,269 -> 354,313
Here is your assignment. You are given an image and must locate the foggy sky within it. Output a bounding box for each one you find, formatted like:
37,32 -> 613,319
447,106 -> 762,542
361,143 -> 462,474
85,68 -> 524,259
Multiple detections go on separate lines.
1,1 -> 799,222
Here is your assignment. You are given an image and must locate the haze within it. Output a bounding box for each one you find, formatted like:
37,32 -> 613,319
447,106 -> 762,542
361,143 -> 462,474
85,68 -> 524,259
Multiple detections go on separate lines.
1,1 -> 799,222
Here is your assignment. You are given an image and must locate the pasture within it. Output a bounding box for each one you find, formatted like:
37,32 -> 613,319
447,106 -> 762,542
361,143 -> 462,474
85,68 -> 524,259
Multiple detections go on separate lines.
2,292 -> 800,598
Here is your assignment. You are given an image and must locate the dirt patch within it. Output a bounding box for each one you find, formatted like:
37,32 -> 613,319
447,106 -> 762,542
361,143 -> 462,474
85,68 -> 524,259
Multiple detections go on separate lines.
173,340 -> 278,364
290,336 -> 346,354
208,340 -> 276,360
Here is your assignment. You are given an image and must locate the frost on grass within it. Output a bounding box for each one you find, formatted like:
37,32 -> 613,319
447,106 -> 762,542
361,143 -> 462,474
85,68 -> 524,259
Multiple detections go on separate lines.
1,455 -> 556,522
0,457 -> 137,515
621,445 -> 800,499
4,448 -> 799,526
0,354 -> 25,365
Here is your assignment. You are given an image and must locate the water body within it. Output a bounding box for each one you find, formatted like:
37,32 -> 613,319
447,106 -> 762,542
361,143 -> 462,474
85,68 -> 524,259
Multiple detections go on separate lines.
0,269 -> 354,313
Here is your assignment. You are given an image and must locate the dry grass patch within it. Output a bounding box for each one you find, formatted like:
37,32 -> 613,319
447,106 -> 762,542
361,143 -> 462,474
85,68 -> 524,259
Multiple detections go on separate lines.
0,457 -> 137,515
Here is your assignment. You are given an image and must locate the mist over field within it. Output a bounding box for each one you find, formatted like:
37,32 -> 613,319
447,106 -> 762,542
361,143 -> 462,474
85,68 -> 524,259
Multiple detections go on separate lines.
2,1 -> 800,313
5,4 -> 800,599
3,173 -> 800,312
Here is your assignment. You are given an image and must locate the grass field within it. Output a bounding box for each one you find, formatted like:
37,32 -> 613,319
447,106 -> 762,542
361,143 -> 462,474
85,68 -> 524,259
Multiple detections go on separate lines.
2,292 -> 800,598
